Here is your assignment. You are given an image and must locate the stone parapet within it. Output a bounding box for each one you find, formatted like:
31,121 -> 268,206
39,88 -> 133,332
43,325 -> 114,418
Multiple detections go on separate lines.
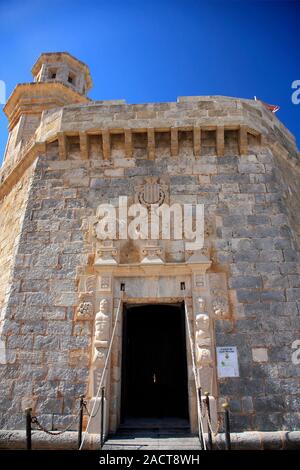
1,95 -> 299,202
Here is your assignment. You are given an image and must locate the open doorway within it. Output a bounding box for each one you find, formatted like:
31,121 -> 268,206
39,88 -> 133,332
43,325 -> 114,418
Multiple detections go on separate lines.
121,303 -> 189,427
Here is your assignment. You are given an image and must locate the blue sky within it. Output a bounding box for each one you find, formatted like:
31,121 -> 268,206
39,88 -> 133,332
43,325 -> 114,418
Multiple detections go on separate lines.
0,0 -> 299,162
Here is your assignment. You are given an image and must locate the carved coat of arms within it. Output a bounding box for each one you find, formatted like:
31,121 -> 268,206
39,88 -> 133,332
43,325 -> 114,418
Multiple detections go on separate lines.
135,177 -> 168,208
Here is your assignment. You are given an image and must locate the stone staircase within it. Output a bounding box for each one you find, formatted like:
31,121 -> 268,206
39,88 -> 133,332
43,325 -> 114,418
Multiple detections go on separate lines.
103,418 -> 201,450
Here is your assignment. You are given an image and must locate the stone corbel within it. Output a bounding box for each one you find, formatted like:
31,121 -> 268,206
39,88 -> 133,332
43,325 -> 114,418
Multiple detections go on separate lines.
147,128 -> 155,160
79,132 -> 89,160
124,129 -> 132,158
216,126 -> 225,157
171,128 -> 179,157
193,127 -> 201,157
239,125 -> 248,155
102,130 -> 110,160
58,133 -> 67,160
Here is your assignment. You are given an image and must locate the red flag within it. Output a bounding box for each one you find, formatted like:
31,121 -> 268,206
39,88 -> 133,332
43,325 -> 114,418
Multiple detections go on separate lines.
254,96 -> 280,113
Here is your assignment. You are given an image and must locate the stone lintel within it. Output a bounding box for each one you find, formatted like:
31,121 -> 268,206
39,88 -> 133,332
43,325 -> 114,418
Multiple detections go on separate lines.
92,261 -> 212,277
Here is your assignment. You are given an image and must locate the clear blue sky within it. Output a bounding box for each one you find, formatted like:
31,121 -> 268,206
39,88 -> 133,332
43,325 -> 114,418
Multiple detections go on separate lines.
0,0 -> 299,163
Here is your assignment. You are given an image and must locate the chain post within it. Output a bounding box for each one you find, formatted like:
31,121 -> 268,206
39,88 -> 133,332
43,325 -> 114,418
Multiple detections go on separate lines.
77,395 -> 85,450
197,387 -> 205,450
25,407 -> 32,450
222,402 -> 231,450
204,392 -> 213,450
100,387 -> 105,450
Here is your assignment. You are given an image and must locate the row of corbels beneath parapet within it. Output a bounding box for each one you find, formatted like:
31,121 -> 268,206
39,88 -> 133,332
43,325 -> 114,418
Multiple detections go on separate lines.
56,125 -> 261,161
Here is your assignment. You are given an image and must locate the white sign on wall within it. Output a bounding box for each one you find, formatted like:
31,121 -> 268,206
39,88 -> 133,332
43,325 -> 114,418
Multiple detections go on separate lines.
216,346 -> 239,378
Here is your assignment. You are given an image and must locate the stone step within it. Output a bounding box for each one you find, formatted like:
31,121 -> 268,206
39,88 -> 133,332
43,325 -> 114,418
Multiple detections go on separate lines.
103,432 -> 202,450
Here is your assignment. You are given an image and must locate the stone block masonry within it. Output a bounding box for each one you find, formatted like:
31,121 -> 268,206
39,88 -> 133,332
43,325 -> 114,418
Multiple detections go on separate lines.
0,52 -> 299,438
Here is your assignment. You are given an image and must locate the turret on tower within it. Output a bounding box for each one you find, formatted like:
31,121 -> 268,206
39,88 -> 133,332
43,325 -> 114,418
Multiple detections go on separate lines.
3,52 -> 92,167
31,52 -> 92,96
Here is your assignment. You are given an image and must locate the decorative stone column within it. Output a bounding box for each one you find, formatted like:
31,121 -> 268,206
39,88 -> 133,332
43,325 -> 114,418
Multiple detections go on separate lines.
194,298 -> 214,394
88,297 -> 112,434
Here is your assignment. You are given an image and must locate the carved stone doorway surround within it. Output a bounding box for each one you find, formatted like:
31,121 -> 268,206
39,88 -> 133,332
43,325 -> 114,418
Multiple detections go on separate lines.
79,253 -> 226,435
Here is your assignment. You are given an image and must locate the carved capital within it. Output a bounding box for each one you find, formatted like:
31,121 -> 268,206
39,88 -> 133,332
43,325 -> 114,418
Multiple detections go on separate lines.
94,241 -> 118,265
141,242 -> 164,264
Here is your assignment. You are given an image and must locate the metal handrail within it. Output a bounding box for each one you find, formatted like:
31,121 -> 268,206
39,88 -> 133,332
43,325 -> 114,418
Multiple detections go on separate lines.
184,300 -> 207,450
79,296 -> 123,450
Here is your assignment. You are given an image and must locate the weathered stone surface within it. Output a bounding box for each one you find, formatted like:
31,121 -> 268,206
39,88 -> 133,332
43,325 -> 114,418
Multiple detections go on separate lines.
0,52 -> 299,438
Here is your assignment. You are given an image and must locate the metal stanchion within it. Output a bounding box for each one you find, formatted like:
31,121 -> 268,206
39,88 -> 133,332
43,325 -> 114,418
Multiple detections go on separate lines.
222,402 -> 231,450
77,395 -> 85,450
197,387 -> 205,450
100,387 -> 105,449
204,392 -> 213,450
25,407 -> 32,450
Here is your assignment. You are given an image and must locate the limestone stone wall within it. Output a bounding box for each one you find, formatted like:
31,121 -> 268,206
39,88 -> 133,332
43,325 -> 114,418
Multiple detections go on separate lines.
0,163 -> 35,315
273,153 -> 300,251
0,96 -> 299,434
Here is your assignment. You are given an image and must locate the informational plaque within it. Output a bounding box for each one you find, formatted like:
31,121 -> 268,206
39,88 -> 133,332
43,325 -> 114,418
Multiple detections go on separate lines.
216,346 -> 239,378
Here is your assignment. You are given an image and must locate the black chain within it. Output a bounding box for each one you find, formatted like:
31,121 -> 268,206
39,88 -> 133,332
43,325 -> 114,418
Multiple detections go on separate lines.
202,402 -> 224,450
31,402 -> 83,436
203,401 -> 223,436
83,401 -> 101,419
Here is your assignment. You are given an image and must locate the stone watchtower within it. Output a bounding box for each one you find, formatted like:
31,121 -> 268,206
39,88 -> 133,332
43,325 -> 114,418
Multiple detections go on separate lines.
2,52 -> 91,169
31,51 -> 92,95
0,52 -> 299,443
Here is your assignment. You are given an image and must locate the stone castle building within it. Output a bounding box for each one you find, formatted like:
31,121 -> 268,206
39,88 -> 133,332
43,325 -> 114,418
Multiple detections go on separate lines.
0,52 -> 299,440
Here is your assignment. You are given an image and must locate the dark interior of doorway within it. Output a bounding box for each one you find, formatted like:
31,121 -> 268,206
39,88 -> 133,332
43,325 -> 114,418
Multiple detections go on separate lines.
121,303 -> 189,425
